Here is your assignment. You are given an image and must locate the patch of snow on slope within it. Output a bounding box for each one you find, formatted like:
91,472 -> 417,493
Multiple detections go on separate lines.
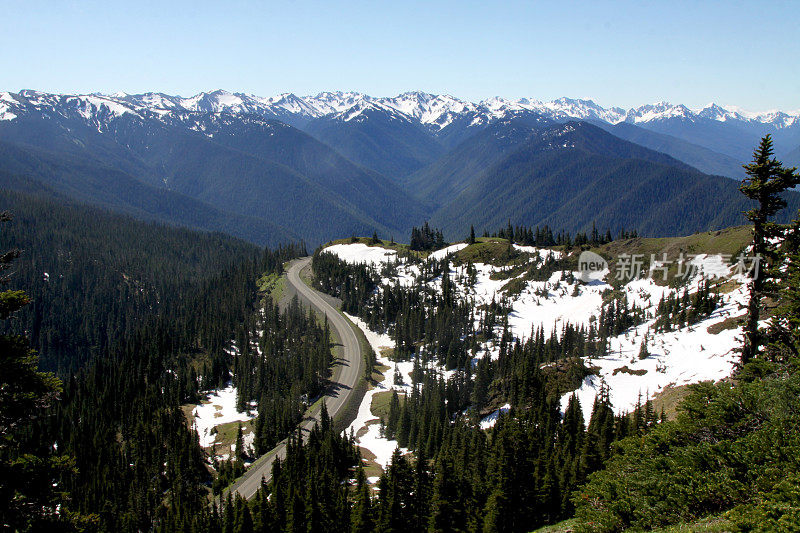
324,243 -> 398,267
192,384 -> 255,448
68,95 -> 140,120
480,404 -> 511,429
242,431 -> 255,457
512,244 -> 563,260
380,245 -> 743,422
0,92 -> 17,121
345,314 -> 408,469
560,275 -> 747,421
428,243 -> 468,261
506,270 -> 605,338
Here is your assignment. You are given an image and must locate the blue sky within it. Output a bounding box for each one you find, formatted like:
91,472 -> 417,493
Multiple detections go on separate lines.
3,0 -> 798,111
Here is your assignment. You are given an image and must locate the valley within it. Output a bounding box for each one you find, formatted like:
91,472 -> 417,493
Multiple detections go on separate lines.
1,90 -> 799,248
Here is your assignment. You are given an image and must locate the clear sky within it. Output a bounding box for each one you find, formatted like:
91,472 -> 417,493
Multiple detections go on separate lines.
3,0 -> 798,112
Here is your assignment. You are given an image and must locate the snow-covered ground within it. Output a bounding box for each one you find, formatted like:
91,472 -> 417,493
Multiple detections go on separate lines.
324,243 -> 398,267
480,404 -> 511,429
561,278 -> 746,422
325,242 -> 746,424
428,242 -> 468,260
192,384 -> 255,448
344,314 -> 410,471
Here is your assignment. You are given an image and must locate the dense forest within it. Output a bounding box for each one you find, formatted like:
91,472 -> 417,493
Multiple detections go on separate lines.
0,188 -> 264,372
0,192 -> 330,530
484,221 -> 637,248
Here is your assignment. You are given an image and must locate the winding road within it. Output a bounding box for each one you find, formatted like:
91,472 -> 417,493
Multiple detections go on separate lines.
226,256 -> 364,500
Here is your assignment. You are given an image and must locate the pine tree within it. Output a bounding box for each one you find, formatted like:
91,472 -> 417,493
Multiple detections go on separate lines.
223,492 -> 235,533
471,354 -> 490,412
429,456 -> 462,533
739,135 -> 800,362
351,468 -> 373,533
235,423 -> 245,463
403,451 -> 425,528
0,211 -> 84,531
386,390 -> 400,439
234,495 -> 254,533
469,225 -> 476,245
765,208 -> 800,363
638,332 -> 650,360
377,449 -> 413,532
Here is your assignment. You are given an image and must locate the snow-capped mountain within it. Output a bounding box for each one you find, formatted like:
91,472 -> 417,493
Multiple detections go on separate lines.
3,88 -> 796,132
1,88 -> 798,182
1,85 -> 798,265
328,99 -> 414,124
625,102 -> 695,124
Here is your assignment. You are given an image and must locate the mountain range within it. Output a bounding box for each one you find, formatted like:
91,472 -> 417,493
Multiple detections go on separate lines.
1,89 -> 798,245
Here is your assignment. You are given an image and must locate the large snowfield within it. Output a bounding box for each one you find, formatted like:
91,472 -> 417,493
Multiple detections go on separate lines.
327,242 -> 746,432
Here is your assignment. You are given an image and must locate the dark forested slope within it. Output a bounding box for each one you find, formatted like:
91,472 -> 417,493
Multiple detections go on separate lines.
429,122 -> 800,238
0,186 -> 264,371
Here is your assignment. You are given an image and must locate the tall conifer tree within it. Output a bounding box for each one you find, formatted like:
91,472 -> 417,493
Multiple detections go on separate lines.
739,135 -> 800,362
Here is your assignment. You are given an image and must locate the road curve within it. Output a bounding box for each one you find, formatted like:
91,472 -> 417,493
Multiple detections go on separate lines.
226,256 -> 363,500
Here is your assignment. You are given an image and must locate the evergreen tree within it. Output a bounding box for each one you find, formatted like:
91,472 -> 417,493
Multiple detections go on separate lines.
766,211 -> 800,363
428,456 -> 462,533
639,332 -> 650,360
351,468 -> 373,533
235,423 -> 245,463
376,448 -> 414,532
739,135 -> 800,362
0,211 -> 89,531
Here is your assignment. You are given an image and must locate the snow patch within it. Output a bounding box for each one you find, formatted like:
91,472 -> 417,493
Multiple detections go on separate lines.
323,243 -> 398,267
479,404 -> 511,429
191,384 -> 255,448
344,314 -> 409,469
428,243 -> 468,261
560,277 -> 747,421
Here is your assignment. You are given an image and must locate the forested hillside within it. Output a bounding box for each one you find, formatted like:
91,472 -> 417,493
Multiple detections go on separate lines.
0,103 -> 426,246
0,200 -> 341,529
427,122 -> 800,238
0,187 -> 266,372
0,147 -> 298,246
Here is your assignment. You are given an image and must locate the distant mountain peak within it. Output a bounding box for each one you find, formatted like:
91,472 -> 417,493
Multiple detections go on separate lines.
0,89 -> 797,135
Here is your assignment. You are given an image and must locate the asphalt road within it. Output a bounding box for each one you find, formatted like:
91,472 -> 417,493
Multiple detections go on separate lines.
226,256 -> 363,500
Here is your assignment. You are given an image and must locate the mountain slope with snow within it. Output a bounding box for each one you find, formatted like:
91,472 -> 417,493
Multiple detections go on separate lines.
2,89 -> 796,135
4,88 -> 796,179
320,228 -> 753,428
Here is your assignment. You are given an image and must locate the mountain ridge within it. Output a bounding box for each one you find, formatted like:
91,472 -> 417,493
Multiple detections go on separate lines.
4,88 -> 796,176
2,88 -> 798,248
3,89 -> 797,132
